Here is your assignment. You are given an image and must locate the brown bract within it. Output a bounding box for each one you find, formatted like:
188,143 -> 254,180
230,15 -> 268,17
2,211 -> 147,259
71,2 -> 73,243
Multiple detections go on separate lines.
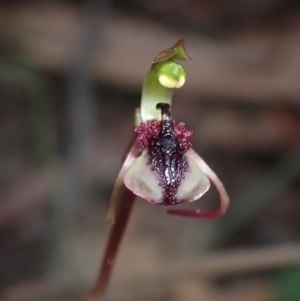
152,39 -> 192,64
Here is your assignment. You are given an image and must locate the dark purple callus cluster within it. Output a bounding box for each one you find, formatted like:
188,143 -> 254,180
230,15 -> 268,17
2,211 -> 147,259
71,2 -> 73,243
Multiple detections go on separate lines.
136,106 -> 194,205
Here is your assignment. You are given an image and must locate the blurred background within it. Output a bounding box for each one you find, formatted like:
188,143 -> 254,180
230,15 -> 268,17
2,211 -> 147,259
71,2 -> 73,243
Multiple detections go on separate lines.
1,0 -> 300,300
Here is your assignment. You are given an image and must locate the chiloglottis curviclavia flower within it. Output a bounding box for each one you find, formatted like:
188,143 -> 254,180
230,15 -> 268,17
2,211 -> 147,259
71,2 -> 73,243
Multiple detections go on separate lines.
107,39 -> 229,222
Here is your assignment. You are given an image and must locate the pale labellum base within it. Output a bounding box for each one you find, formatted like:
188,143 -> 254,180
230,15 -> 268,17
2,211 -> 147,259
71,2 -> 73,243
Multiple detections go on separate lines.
168,149 -> 230,218
124,150 -> 210,205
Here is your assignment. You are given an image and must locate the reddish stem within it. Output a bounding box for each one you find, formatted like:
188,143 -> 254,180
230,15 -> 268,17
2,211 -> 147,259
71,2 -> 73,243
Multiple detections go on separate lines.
88,188 -> 135,301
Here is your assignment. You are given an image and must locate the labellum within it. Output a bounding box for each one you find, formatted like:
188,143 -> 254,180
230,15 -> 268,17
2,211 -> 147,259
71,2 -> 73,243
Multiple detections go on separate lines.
124,103 -> 210,206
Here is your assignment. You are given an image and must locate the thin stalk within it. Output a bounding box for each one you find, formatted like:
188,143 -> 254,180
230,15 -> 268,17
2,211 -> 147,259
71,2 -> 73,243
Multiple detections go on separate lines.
88,188 -> 136,301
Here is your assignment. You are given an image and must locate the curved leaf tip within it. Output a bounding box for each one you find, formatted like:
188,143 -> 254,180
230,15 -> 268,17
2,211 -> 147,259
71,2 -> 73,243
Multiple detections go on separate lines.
152,39 -> 192,64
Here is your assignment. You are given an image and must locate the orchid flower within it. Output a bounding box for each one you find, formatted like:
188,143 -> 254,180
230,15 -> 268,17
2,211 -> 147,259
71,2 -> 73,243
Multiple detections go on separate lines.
107,39 -> 229,222
88,40 -> 229,301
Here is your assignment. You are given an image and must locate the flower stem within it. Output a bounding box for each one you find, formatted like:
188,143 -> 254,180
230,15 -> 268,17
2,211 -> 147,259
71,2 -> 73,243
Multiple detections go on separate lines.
88,188 -> 135,301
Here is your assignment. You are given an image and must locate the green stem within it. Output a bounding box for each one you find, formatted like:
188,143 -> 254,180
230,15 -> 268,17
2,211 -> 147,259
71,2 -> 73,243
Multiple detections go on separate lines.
140,61 -> 186,123
140,66 -> 173,122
